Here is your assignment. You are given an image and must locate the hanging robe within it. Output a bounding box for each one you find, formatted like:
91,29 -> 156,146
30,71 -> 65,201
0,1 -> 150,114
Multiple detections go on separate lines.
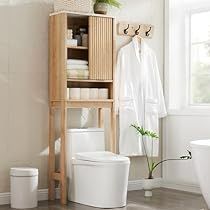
115,37 -> 167,157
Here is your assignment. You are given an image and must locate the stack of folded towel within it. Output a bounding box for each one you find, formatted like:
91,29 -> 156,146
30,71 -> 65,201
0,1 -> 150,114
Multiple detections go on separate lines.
67,59 -> 89,79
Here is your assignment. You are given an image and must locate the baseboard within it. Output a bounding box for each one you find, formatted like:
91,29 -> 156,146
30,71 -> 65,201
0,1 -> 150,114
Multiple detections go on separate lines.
0,178 -> 162,205
128,178 -> 201,194
0,179 -> 201,205
161,180 -> 201,194
0,192 -> 10,205
0,188 -> 60,205
128,178 -> 162,191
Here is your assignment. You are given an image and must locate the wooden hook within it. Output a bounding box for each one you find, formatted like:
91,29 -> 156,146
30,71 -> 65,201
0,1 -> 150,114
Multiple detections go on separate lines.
146,27 -> 152,37
135,25 -> 141,35
124,24 -> 129,34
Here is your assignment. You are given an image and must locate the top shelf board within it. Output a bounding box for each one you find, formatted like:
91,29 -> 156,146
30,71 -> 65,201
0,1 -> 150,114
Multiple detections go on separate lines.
49,10 -> 115,19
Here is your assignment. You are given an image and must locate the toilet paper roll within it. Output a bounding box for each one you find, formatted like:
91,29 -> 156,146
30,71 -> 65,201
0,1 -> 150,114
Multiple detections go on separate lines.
69,88 -> 80,100
80,88 -> 90,100
98,88 -> 108,99
89,88 -> 99,99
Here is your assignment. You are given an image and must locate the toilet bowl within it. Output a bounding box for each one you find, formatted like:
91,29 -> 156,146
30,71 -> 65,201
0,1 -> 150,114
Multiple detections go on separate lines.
190,140 -> 210,209
66,128 -> 130,208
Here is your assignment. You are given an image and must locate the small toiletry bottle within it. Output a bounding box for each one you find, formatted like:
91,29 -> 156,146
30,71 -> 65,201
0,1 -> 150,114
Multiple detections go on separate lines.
79,28 -> 87,46
80,28 -> 86,36
82,34 -> 88,47
74,29 -> 82,46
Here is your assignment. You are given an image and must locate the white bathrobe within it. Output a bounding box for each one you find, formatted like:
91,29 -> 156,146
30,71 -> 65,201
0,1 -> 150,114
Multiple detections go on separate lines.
116,37 -> 167,157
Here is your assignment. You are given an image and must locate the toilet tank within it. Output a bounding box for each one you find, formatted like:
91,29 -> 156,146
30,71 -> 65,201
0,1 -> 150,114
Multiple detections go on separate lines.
66,128 -> 105,158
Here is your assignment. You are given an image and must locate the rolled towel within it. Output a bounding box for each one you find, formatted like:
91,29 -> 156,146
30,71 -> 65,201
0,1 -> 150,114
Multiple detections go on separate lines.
67,64 -> 88,70
67,59 -> 88,65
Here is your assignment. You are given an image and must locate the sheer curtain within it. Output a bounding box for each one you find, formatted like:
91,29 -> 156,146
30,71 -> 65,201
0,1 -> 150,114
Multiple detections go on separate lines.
166,0 -> 210,112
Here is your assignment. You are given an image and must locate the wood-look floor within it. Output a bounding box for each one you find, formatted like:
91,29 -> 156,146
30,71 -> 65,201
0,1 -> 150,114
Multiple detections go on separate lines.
0,188 -> 207,210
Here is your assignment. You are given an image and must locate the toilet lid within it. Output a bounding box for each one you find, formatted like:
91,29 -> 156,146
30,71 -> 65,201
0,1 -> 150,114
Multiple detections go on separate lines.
75,151 -> 130,163
10,167 -> 38,177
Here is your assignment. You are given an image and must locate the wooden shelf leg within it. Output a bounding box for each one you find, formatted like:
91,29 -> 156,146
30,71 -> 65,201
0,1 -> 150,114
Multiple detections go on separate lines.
48,107 -> 55,200
110,106 -> 117,153
60,102 -> 67,205
98,108 -> 104,128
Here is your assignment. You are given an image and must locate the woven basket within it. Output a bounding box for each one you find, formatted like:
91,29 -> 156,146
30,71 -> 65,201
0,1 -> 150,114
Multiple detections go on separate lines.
54,0 -> 93,13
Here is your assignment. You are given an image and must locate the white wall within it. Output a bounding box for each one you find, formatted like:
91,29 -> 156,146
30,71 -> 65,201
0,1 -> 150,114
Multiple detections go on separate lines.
0,0 -> 53,193
163,0 -> 210,192
0,0 -> 164,192
163,115 -> 210,191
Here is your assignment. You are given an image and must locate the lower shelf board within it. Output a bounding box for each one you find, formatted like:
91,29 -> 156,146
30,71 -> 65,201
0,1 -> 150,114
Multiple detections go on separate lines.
51,99 -> 114,108
67,79 -> 113,83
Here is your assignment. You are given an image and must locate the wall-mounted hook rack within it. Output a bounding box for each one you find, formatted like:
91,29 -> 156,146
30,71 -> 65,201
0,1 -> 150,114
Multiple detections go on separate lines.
117,22 -> 154,39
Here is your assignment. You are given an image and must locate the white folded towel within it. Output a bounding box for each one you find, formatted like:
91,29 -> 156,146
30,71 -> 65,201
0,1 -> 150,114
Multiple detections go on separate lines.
67,70 -> 89,79
67,59 -> 88,65
67,64 -> 88,70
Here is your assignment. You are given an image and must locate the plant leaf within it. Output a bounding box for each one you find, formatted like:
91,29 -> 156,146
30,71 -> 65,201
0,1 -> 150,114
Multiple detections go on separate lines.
131,124 -> 147,136
131,124 -> 159,139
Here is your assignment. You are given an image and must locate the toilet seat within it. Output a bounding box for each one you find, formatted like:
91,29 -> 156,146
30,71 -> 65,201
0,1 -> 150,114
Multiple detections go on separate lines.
72,151 -> 130,165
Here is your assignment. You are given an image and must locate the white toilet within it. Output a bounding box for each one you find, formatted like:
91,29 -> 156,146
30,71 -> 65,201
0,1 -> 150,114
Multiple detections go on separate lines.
66,128 -> 130,208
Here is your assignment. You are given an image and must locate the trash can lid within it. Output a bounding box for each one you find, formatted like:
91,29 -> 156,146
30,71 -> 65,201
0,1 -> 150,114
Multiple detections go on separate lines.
10,167 -> 38,177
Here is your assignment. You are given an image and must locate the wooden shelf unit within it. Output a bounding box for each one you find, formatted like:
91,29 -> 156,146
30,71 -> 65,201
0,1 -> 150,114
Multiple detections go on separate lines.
48,12 -> 116,205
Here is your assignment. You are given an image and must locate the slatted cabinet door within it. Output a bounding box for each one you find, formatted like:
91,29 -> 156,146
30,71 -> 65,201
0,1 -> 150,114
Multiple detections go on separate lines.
89,16 -> 113,80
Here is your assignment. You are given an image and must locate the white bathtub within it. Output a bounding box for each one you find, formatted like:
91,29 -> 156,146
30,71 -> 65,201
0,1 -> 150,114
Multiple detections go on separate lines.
190,140 -> 210,208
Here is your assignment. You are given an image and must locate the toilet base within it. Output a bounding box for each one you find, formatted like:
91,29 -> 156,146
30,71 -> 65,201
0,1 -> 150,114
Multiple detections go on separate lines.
68,160 -> 130,208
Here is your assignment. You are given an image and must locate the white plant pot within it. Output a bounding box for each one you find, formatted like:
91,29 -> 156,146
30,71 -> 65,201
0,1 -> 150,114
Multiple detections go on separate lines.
143,178 -> 153,197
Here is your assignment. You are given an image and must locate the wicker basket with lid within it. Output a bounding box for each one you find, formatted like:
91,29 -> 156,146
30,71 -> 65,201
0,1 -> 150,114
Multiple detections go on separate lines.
54,0 -> 92,13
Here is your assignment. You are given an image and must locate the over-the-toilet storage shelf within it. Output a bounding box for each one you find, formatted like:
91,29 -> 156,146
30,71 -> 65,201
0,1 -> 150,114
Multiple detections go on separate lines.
48,11 -> 116,205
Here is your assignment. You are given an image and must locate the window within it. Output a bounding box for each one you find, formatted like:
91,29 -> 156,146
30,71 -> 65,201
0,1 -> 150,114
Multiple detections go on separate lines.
189,11 -> 210,105
166,0 -> 210,114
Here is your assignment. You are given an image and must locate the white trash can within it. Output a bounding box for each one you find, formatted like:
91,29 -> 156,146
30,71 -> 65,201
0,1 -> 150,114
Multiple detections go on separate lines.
10,167 -> 38,209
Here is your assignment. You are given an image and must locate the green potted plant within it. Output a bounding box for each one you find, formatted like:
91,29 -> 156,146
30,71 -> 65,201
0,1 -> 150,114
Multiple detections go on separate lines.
131,124 -> 192,197
93,0 -> 121,15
